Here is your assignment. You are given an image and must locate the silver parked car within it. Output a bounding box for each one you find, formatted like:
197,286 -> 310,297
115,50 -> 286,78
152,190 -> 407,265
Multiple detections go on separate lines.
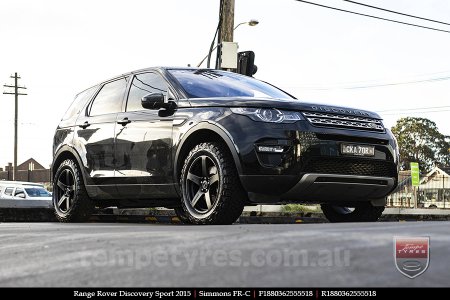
0,181 -> 52,208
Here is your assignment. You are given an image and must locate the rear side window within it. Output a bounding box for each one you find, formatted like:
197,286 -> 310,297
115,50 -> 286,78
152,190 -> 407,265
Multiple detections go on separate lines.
89,77 -> 129,116
126,73 -> 168,112
4,187 -> 13,196
62,86 -> 98,120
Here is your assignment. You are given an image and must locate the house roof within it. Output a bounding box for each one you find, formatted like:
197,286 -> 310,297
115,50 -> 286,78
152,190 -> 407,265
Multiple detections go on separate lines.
424,166 -> 449,178
441,167 -> 450,175
391,166 -> 450,193
17,158 -> 46,170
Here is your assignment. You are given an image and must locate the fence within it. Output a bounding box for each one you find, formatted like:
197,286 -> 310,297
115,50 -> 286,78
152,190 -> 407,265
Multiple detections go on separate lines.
388,174 -> 450,209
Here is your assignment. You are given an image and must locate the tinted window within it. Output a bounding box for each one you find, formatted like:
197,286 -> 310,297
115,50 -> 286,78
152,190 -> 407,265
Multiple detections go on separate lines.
90,77 -> 128,116
126,73 -> 168,112
62,86 -> 98,120
25,187 -> 51,197
168,69 -> 293,99
4,187 -> 13,196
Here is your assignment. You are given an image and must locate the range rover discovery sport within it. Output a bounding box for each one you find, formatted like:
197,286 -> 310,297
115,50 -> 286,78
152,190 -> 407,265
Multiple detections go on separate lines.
52,67 -> 399,224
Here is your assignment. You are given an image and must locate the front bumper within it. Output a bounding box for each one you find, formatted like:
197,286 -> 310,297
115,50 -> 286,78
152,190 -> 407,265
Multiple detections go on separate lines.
241,173 -> 395,204
218,113 -> 399,204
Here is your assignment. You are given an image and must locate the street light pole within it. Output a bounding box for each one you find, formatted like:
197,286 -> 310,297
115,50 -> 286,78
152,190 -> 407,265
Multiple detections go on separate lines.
234,19 -> 259,30
197,18 -> 259,68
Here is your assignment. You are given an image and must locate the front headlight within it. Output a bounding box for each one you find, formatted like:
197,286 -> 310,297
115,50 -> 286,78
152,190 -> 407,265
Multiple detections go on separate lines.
230,107 -> 302,123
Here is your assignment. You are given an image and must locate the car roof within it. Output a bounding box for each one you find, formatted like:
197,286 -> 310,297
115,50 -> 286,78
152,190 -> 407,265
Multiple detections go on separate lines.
90,67 -> 216,86
0,181 -> 44,187
77,67 -> 226,96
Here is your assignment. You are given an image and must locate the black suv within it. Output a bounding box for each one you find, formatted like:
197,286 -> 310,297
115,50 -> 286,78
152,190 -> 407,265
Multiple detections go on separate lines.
52,67 -> 398,224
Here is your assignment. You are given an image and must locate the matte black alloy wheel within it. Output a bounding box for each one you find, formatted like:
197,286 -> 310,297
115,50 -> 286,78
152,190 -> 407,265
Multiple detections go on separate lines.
178,142 -> 245,225
53,159 -> 94,222
185,155 -> 220,214
55,168 -> 76,213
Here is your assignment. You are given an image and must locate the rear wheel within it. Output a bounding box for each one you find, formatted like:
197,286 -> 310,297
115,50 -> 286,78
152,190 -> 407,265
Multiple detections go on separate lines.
53,159 -> 94,222
321,202 -> 384,222
178,142 -> 245,225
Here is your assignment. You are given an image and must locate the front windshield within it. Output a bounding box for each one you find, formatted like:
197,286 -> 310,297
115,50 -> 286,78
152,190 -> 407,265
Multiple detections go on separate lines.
168,69 -> 294,100
25,187 -> 51,197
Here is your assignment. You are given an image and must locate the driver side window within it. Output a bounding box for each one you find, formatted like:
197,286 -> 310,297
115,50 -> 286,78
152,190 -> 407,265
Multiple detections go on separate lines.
14,188 -> 25,198
126,73 -> 168,112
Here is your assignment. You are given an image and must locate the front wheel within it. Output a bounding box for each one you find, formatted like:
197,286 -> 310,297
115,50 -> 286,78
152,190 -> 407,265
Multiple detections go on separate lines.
53,159 -> 94,222
321,203 -> 384,222
178,142 -> 245,225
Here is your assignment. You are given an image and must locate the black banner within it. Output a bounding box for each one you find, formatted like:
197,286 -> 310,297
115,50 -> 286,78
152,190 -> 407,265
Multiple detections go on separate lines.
0,288 -> 441,298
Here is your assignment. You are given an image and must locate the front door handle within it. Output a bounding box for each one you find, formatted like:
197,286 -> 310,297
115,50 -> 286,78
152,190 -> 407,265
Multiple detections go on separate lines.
117,117 -> 131,126
78,121 -> 90,129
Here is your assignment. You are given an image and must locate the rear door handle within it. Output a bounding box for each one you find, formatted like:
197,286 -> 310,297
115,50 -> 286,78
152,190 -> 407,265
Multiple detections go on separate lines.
117,117 -> 131,126
78,121 -> 90,129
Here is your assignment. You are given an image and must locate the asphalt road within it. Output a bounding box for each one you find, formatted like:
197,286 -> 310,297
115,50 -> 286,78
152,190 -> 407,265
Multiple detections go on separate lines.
0,222 -> 448,287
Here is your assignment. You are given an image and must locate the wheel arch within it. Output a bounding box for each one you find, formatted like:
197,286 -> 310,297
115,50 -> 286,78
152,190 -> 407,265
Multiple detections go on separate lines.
174,123 -> 242,183
52,146 -> 87,185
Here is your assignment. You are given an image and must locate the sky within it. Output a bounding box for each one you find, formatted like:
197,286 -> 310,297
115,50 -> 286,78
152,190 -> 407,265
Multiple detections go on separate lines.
1,0 -> 450,168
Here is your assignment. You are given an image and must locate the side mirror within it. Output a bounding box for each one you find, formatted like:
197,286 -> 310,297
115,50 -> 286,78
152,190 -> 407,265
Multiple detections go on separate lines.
141,93 -> 176,110
17,193 -> 26,199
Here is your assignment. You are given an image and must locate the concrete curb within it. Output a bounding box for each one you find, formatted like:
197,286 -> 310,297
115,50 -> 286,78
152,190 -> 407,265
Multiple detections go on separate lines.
2,207 -> 450,223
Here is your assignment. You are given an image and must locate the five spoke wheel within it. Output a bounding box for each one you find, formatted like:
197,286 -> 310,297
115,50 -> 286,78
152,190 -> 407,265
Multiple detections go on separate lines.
53,159 -> 94,222
178,142 -> 245,225
185,155 -> 220,213
55,168 -> 75,213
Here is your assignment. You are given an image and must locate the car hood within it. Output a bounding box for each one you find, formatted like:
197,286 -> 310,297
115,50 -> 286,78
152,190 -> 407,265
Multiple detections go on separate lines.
187,97 -> 382,119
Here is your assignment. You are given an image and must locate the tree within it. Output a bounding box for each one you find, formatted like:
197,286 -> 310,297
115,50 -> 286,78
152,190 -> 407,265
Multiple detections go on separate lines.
391,117 -> 450,172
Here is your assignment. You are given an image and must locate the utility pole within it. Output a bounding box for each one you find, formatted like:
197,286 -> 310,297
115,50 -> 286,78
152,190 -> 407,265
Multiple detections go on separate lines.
216,0 -> 235,69
3,73 -> 27,181
220,0 -> 235,44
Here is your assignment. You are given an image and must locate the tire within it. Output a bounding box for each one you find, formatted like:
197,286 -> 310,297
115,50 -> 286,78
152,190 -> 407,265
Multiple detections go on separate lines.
321,202 -> 384,222
179,142 -> 245,225
53,159 -> 94,222
174,207 -> 191,224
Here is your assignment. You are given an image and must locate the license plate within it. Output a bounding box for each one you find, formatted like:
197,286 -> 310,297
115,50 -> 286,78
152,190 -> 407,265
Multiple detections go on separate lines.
341,143 -> 375,157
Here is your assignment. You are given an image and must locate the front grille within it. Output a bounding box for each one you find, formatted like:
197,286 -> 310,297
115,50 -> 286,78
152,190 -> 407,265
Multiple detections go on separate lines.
302,111 -> 384,132
303,157 -> 396,178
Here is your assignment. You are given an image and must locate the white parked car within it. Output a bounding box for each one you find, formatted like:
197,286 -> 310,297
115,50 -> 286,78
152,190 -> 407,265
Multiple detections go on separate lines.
0,181 -> 52,208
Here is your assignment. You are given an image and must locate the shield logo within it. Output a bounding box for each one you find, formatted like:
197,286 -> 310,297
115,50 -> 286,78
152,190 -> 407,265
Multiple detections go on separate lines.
394,237 -> 430,278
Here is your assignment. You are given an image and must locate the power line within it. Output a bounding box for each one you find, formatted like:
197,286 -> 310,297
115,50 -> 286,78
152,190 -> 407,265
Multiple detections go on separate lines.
295,0 -> 450,34
285,74 -> 450,90
283,69 -> 450,91
377,105 -> 450,113
380,109 -> 450,116
340,75 -> 450,90
342,0 -> 450,26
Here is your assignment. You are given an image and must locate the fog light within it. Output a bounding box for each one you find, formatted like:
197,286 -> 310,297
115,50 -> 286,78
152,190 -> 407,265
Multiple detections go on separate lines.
257,145 -> 284,153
